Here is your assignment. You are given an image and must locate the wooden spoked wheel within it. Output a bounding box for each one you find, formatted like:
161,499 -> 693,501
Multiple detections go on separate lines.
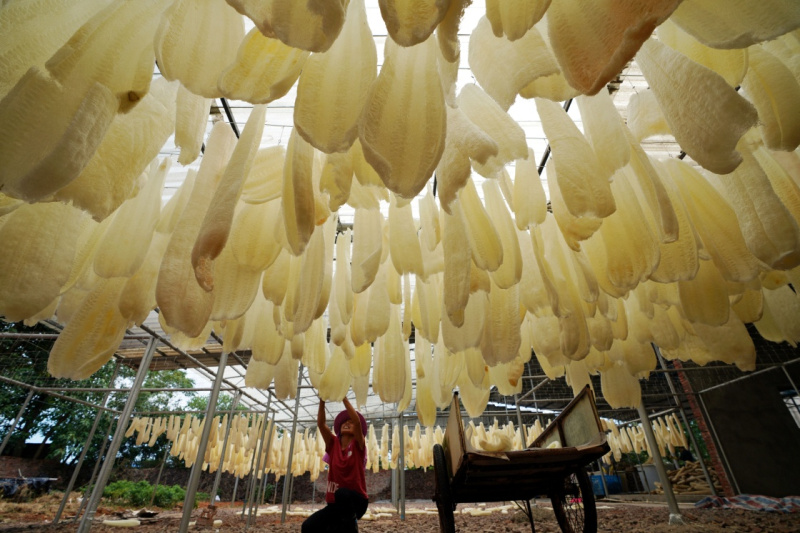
550,468 -> 597,533
433,444 -> 456,533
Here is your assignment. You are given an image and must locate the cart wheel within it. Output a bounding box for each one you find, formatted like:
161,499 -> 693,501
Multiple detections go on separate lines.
550,468 -> 597,533
433,444 -> 456,533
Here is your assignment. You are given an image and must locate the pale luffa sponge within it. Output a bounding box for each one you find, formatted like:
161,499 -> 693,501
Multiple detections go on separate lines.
359,36 -> 446,199
294,0 -> 376,154
636,38 -> 758,174
669,0 -> 800,49
156,0 -> 244,98
218,28 -> 308,105
547,0 -> 681,95
225,0 -> 347,53
379,0 -> 449,47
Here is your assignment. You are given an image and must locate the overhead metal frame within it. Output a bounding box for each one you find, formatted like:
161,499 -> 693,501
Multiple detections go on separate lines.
2,324 -> 800,528
0,7 -> 795,528
3,325 -> 798,433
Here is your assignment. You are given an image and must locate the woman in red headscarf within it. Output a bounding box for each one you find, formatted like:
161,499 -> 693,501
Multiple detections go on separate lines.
302,395 -> 368,533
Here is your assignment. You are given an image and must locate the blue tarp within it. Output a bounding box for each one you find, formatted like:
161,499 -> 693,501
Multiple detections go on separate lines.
696,495 -> 800,513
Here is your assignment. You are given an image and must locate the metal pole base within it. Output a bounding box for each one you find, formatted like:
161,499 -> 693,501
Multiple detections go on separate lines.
669,513 -> 685,525
636,402 -> 683,521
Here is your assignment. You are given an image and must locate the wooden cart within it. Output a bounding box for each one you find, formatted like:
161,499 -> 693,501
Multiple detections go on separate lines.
433,385 -> 609,533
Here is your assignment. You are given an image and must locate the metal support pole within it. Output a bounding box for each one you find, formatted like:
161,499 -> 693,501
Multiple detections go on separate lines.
32,386 -> 236,394
245,417 -> 271,526
259,415 -> 278,510
74,414 -> 116,522
178,351 -> 229,533
244,410 -> 271,522
210,391 -> 242,504
514,394 -> 527,446
633,445 -> 650,493
596,460 -> 609,498
280,364 -> 305,524
0,389 -> 34,457
391,464 -> 398,507
242,438 -> 260,520
232,476 -> 240,504
516,377 -> 550,402
698,393 -> 741,495
280,473 -> 291,507
241,443 -> 259,517
54,361 -> 121,524
258,470 -> 268,507
219,98 -> 241,137
149,446 -> 171,506
0,376 -> 121,414
0,333 -> 151,340
241,463 -> 253,515
697,360 -> 800,395
782,365 -> 800,400
260,412 -> 277,502
636,402 -> 683,525
537,99 -> 573,174
399,410 -> 405,521
77,338 -> 158,533
257,427 -> 275,510
655,348 -> 717,496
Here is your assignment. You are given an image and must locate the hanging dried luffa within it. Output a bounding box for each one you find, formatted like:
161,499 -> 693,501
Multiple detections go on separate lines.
1,0 -> 800,415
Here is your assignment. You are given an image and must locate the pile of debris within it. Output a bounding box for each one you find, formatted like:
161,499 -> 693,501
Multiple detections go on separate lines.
652,461 -> 723,495
0,476 -> 57,499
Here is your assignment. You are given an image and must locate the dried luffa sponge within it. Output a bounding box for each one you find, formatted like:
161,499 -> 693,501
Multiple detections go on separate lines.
294,0 -> 376,154
669,0 -> 800,49
226,0 -> 347,53
156,0 -> 244,98
359,37 -> 446,199
156,123 -> 237,337
0,203 -> 87,322
0,0 -> 112,98
218,28 -> 308,105
379,0 -> 449,47
547,0 -> 681,95
485,0 -> 550,41
468,16 -> 558,110
636,38 -> 757,174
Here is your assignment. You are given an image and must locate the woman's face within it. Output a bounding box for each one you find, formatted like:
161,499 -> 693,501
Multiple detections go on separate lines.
340,419 -> 354,435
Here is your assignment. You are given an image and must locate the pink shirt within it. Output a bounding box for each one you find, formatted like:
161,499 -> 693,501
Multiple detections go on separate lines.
325,438 -> 368,503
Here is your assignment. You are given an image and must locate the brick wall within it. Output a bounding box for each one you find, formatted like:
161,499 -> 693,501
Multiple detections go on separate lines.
672,360 -> 735,497
0,456 -> 65,480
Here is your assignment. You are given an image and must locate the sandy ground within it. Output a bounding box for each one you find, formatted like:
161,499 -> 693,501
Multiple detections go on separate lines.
1,495 -> 800,532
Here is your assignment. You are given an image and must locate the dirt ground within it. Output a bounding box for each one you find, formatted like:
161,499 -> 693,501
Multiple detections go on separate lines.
1,494 -> 799,533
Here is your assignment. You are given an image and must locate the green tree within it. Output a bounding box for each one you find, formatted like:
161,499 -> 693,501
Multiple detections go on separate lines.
186,392 -> 249,414
0,321 -> 197,468
0,321 -> 118,461
109,367 -> 196,468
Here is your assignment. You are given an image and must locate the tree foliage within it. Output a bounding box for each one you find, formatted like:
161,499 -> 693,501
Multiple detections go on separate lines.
186,391 -> 249,414
0,321 -> 196,468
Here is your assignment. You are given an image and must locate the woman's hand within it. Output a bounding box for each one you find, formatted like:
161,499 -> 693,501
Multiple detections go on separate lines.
342,397 -> 365,450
